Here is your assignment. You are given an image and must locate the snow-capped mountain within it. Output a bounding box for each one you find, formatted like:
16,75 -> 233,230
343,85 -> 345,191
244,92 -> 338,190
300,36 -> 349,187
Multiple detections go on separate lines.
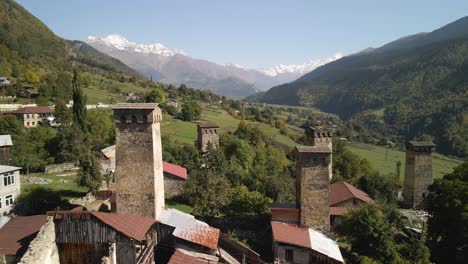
260,53 -> 344,77
87,35 -> 187,56
85,34 -> 344,97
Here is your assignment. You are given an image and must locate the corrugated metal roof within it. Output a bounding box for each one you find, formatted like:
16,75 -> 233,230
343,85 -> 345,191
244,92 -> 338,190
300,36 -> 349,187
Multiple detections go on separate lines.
271,221 -> 343,263
158,209 -> 219,250
12,106 -> 53,114
101,145 -> 116,158
168,249 -> 219,264
163,161 -> 188,180
0,165 -> 22,174
0,215 -> 47,256
0,135 -> 13,147
91,212 -> 156,242
329,181 -> 374,206
49,211 -> 155,242
309,229 -> 344,263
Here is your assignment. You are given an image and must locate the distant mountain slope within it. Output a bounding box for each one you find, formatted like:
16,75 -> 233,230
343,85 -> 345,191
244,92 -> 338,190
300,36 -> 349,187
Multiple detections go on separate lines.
86,35 -> 342,97
0,0 -> 142,81
250,16 -> 468,157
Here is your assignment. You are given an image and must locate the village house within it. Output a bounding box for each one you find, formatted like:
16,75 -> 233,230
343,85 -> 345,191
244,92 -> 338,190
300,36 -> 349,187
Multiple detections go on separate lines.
165,98 -> 178,108
11,106 -> 54,128
0,135 -> 13,166
271,221 -> 344,264
329,181 -> 374,226
0,165 -> 22,215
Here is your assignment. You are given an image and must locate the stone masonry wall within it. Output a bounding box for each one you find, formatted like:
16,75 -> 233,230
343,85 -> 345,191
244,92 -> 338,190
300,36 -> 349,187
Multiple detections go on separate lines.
403,149 -> 433,209
19,217 -> 59,264
164,174 -> 185,198
197,126 -> 219,152
113,106 -> 165,219
296,147 -> 331,232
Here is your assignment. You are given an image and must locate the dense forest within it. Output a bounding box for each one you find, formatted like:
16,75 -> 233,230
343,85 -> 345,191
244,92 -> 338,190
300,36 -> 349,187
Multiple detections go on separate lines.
249,17 -> 468,158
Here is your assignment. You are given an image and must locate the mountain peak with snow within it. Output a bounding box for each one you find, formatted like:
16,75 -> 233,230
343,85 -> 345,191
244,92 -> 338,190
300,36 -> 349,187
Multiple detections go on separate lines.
260,53 -> 344,77
86,34 -> 188,56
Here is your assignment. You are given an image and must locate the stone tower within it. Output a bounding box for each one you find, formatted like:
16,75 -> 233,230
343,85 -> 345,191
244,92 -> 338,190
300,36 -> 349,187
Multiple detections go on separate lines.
305,126 -> 334,149
296,145 -> 332,232
305,126 -> 334,180
197,123 -> 220,152
403,141 -> 436,209
112,103 -> 165,219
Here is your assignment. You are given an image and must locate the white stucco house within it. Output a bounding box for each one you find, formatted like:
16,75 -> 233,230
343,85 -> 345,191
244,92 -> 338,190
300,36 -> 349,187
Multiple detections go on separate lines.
0,165 -> 22,215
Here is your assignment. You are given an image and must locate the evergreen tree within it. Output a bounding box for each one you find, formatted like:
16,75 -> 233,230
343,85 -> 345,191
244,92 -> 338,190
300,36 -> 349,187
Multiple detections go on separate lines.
72,68 -> 87,132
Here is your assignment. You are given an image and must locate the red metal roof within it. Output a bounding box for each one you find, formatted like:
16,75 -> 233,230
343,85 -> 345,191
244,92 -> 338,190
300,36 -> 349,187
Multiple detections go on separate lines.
168,249 -> 219,264
329,181 -> 374,206
330,207 -> 348,216
163,161 -> 188,180
49,211 -> 155,242
271,221 -> 310,249
12,106 -> 53,114
91,212 -> 156,242
0,215 -> 48,256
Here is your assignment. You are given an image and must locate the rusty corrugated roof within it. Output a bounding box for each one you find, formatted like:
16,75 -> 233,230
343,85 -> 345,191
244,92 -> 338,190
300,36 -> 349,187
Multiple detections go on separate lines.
0,215 -> 47,256
329,181 -> 374,206
49,211 -> 155,242
158,209 -> 220,250
91,212 -> 156,242
168,249 -> 219,264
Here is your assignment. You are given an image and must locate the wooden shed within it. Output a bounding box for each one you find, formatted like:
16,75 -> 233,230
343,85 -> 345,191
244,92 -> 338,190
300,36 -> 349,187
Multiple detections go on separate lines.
49,210 -> 157,264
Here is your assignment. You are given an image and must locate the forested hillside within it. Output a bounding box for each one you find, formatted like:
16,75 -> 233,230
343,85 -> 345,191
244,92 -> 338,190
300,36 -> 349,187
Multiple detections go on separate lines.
249,16 -> 468,157
0,0 -> 142,90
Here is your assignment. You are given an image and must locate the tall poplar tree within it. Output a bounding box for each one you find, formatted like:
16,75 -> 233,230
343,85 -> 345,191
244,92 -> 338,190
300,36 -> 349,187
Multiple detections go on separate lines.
72,68 -> 87,132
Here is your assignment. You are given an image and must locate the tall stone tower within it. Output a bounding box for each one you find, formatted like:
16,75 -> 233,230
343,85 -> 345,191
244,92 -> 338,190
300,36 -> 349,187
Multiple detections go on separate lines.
296,146 -> 332,232
305,126 -> 334,180
112,103 -> 165,219
197,123 -> 220,152
403,141 -> 436,209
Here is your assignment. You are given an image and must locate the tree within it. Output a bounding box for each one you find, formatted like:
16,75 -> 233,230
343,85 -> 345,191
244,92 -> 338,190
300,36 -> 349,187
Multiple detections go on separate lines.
357,172 -> 397,205
427,162 -> 468,263
145,88 -> 166,104
336,204 -> 401,263
224,185 -> 272,217
77,146 -> 103,193
86,108 -> 115,149
180,101 -> 201,121
14,187 -> 70,215
72,69 -> 87,131
183,170 -> 230,217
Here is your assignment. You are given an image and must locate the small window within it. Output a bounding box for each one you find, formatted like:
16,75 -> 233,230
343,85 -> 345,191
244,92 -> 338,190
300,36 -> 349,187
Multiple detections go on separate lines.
422,193 -> 426,199
26,122 -> 30,126
5,195 -> 14,206
0,197 -> 2,209
120,115 -> 126,123
132,115 -> 138,123
3,172 -> 15,186
285,249 -> 293,262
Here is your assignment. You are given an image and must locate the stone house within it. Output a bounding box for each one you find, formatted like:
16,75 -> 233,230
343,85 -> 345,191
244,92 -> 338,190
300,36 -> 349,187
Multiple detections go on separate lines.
329,181 -> 374,226
0,135 -> 13,166
165,99 -> 178,108
271,221 -> 343,264
0,165 -> 22,215
11,106 -> 54,128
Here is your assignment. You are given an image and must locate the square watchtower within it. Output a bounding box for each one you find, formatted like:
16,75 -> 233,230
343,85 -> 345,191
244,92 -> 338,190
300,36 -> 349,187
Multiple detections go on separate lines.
403,141 -> 436,209
112,103 -> 164,219
197,123 -> 220,152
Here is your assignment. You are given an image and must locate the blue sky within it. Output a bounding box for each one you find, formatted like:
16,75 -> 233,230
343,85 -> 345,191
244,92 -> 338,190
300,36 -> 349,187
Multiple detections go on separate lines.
17,0 -> 468,68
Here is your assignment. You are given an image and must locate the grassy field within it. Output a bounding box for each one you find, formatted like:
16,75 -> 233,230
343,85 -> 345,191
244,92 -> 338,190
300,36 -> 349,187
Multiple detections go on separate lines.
161,105 -> 298,148
165,198 -> 194,214
21,173 -> 88,199
347,142 -> 463,180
